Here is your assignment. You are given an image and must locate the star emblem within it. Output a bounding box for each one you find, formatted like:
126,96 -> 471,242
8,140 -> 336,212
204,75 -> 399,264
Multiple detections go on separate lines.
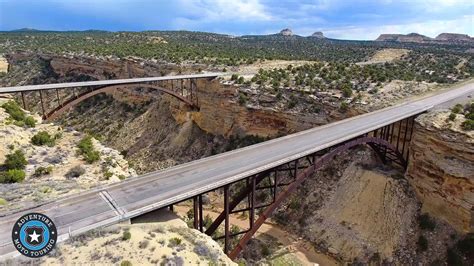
29,230 -> 40,243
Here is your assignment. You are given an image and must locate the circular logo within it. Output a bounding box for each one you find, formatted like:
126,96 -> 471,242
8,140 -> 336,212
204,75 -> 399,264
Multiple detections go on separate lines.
12,213 -> 57,258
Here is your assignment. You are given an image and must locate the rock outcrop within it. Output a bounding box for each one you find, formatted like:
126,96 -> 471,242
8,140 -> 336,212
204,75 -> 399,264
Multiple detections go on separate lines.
376,32 -> 473,44
435,33 -> 472,42
278,28 -> 294,36
310,31 -> 325,39
376,33 -> 432,43
407,110 -> 474,233
170,79 -> 331,137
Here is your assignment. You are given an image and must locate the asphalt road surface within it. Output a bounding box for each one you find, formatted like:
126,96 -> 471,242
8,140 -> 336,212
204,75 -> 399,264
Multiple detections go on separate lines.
0,80 -> 473,259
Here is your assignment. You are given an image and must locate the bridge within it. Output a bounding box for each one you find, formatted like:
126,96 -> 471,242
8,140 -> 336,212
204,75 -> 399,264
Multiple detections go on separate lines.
0,73 -> 218,121
0,78 -> 472,260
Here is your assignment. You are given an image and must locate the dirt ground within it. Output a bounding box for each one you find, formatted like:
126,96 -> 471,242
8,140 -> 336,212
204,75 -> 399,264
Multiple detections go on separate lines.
174,203 -> 340,266
0,56 -> 8,73
358,48 -> 410,65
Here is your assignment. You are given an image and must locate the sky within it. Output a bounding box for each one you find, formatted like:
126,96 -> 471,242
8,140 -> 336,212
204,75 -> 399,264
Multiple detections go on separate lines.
0,0 -> 473,40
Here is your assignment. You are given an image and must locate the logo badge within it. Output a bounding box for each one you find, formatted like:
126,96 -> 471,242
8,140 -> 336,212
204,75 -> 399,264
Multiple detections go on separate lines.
12,213 -> 57,258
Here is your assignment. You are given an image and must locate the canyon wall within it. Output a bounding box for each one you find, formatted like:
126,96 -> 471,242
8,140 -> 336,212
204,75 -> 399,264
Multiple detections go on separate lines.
170,79 -> 336,138
407,111 -> 474,233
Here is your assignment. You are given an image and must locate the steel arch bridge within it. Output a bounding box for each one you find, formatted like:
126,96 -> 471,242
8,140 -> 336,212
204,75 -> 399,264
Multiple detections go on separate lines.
173,115 -> 416,259
0,74 -> 218,121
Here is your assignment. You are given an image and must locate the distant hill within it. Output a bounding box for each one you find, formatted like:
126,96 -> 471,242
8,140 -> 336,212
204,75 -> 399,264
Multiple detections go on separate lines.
435,33 -> 472,42
376,32 -> 472,44
10,28 -> 42,32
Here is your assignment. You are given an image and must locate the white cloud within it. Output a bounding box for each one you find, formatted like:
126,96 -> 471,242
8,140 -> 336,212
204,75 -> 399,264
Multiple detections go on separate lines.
324,15 -> 473,40
178,0 -> 271,21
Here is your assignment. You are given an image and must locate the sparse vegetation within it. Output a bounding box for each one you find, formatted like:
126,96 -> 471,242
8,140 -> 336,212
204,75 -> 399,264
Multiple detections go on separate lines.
4,150 -> 27,170
122,230 -> 131,241
418,213 -> 436,231
77,136 -> 100,163
34,166 -> 53,177
65,165 -> 86,178
120,261 -> 132,266
1,100 -> 36,128
31,131 -> 55,146
0,169 -> 26,183
168,237 -> 182,247
0,198 -> 7,205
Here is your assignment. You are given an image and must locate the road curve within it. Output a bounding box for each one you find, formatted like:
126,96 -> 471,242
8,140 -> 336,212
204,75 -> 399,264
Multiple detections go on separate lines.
0,81 -> 473,259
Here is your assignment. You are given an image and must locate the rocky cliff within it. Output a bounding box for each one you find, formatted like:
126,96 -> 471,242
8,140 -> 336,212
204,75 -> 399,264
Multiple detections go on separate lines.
170,79 -> 335,138
435,33 -> 472,42
376,32 -> 473,44
407,110 -> 473,233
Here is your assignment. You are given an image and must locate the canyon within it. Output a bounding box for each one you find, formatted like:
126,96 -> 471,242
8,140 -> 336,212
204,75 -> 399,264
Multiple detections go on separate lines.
1,52 -> 473,265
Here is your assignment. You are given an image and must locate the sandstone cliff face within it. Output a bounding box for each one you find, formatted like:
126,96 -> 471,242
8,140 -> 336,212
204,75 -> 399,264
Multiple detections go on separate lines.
170,79 -> 330,138
407,111 -> 474,233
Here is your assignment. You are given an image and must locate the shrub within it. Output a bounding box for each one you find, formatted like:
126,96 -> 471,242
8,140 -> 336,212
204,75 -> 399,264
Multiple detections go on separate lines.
24,116 -> 36,128
103,171 -> 113,180
1,101 -> 25,121
238,94 -> 247,105
451,104 -> 463,114
2,101 -> 36,128
168,237 -> 182,247
342,87 -> 353,98
31,131 -> 55,146
0,169 -> 26,183
230,74 -> 239,81
419,214 -> 436,231
77,136 -> 100,163
462,119 -> 474,131
34,166 -> 53,177
448,113 -> 456,121
4,150 -> 27,170
122,231 -> 131,241
120,261 -> 132,266
340,102 -> 349,112
0,198 -> 7,205
417,235 -> 428,251
65,166 -> 85,178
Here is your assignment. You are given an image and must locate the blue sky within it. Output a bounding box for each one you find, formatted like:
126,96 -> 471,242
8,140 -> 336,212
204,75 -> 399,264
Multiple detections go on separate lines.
0,0 -> 472,40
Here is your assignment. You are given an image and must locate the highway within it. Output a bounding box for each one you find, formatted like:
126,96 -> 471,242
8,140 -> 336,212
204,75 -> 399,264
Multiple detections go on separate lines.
0,80 -> 473,259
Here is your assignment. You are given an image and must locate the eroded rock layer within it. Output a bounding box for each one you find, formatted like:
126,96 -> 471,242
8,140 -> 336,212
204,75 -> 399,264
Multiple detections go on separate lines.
407,111 -> 474,233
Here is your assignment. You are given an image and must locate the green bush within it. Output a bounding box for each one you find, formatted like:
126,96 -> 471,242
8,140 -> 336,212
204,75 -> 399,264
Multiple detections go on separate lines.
168,237 -> 182,247
122,231 -> 131,241
4,150 -> 27,170
1,101 -> 25,121
0,169 -> 26,183
24,116 -> 36,127
1,101 -> 36,128
34,166 -> 53,177
419,214 -> 436,231
451,104 -> 463,114
417,235 -> 428,251
31,131 -> 55,146
448,113 -> 456,121
77,136 -> 100,163
462,119 -> 474,131
120,261 -> 132,266
340,102 -> 349,112
0,198 -> 7,205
